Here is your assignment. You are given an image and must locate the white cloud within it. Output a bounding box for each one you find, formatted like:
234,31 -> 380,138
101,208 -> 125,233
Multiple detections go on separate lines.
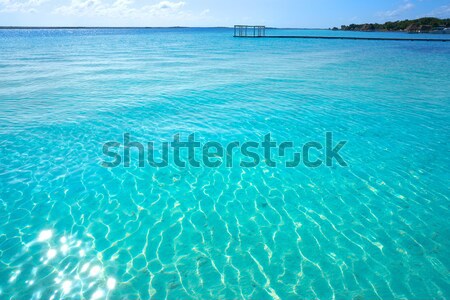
141,1 -> 186,17
0,0 -> 48,13
54,0 -> 187,18
155,1 -> 184,10
377,1 -> 415,19
428,4 -> 450,18
53,0 -> 108,16
0,0 -> 212,25
200,8 -> 209,16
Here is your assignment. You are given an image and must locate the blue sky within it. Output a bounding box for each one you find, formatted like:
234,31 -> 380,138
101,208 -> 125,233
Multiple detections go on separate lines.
0,0 -> 449,27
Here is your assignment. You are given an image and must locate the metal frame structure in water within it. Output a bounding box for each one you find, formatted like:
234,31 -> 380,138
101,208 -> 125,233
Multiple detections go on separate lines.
234,25 -> 266,37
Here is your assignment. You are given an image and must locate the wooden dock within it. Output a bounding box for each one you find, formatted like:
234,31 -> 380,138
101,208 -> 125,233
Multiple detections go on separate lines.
233,25 -> 450,42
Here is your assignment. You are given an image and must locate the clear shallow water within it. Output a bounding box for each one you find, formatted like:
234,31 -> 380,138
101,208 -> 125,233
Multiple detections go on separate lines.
268,28 -> 450,40
0,28 -> 449,299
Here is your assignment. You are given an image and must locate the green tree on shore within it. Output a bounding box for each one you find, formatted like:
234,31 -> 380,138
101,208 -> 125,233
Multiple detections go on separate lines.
340,17 -> 450,32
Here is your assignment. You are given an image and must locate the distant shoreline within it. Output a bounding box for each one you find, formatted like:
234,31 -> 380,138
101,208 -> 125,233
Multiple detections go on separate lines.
0,26 -> 310,30
0,26 -> 222,29
337,17 -> 450,34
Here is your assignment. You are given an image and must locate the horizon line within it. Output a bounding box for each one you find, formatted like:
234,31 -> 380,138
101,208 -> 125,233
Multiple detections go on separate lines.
0,26 -> 329,30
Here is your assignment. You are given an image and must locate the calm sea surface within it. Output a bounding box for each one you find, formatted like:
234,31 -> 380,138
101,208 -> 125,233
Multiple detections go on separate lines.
0,28 -> 449,299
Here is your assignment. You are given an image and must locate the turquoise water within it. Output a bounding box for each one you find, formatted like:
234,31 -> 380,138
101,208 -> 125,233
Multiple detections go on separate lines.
0,28 -> 449,299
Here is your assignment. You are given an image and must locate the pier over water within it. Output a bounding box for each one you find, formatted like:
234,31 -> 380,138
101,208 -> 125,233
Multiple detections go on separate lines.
233,25 -> 450,42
